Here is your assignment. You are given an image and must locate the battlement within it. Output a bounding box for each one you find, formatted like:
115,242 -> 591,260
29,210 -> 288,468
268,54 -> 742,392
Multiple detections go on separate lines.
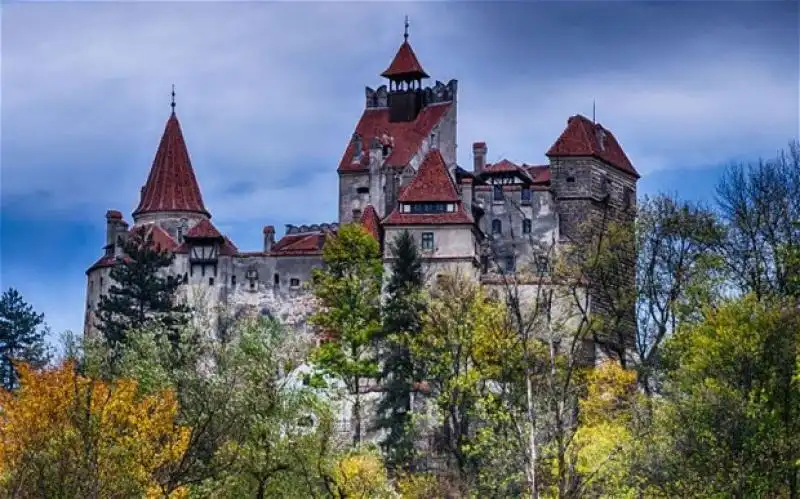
365,79 -> 458,109
284,222 -> 339,235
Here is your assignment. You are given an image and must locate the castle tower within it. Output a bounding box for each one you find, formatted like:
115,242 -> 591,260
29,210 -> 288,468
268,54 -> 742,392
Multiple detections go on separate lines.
337,20 -> 458,224
382,20 -> 429,123
132,102 -> 210,234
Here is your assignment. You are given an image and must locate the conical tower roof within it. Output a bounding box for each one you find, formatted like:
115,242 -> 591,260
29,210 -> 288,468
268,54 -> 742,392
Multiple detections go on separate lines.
133,110 -> 210,218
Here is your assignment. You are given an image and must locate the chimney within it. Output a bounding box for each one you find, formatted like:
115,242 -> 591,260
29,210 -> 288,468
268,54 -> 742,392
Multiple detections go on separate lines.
473,142 -> 487,174
105,210 -> 124,247
263,225 -> 275,252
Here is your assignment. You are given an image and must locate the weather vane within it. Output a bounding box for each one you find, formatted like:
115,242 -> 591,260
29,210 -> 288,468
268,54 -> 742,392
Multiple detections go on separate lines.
171,84 -> 176,111
404,15 -> 409,41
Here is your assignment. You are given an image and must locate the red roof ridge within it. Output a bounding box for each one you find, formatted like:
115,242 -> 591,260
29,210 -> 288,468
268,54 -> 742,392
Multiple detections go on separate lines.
381,40 -> 429,79
133,111 -> 210,217
398,150 -> 459,203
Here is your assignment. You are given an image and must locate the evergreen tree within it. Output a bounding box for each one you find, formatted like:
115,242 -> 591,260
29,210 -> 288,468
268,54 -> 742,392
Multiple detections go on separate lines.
375,230 -> 426,470
0,288 -> 50,390
96,227 -> 189,350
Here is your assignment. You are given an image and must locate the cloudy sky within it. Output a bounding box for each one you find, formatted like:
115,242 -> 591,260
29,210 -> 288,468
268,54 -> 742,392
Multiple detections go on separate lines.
2,1 -> 798,340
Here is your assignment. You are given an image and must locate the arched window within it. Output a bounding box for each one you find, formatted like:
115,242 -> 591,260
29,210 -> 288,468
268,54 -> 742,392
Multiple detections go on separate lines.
492,219 -> 502,235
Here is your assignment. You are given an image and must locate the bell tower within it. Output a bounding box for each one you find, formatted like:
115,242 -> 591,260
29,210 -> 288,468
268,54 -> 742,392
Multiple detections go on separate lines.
382,17 -> 429,123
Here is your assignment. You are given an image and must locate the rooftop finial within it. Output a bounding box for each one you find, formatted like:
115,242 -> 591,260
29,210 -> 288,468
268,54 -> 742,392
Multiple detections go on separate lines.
171,84 -> 176,112
404,15 -> 409,41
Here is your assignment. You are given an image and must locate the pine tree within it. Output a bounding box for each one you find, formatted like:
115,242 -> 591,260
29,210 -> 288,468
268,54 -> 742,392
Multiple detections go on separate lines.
0,288 -> 50,391
375,230 -> 426,470
96,227 -> 189,350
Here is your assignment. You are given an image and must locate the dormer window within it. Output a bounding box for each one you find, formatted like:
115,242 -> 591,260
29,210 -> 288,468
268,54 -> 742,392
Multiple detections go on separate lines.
406,203 -> 452,214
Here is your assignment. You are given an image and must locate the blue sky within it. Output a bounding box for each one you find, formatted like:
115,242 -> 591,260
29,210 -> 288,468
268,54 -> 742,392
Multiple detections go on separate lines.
2,1 -> 798,341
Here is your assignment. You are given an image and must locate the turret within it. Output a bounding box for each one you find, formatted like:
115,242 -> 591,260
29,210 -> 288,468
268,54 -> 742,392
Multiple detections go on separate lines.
382,18 -> 429,123
105,210 -> 128,248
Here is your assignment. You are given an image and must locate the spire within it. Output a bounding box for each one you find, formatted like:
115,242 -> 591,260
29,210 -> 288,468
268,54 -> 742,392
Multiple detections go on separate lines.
381,17 -> 429,80
171,84 -> 176,113
133,106 -> 210,219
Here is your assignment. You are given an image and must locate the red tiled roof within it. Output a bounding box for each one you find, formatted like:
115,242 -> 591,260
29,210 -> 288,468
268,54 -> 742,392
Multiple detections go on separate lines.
525,165 -> 551,184
270,232 -> 328,257
338,103 -> 451,173
360,205 -> 382,241
546,114 -> 639,178
133,112 -> 210,217
86,254 -> 131,273
381,41 -> 429,79
185,219 -> 222,239
382,204 -> 473,226
148,225 -> 178,252
484,159 -> 520,174
398,150 -> 459,202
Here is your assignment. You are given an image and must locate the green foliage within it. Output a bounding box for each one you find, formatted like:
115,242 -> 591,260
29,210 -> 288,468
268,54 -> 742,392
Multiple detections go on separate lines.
408,273 -> 511,485
642,295 -> 800,497
375,230 -> 426,470
96,227 -> 189,352
310,223 -> 383,445
0,287 -> 50,390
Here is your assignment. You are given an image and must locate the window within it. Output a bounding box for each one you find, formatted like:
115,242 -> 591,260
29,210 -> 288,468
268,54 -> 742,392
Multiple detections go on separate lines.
99,277 -> 104,287
493,184 -> 503,201
523,219 -> 532,234
290,278 -> 301,288
492,219 -> 502,235
504,255 -> 516,272
356,186 -> 369,194
183,273 -> 188,284
352,209 -> 362,220
521,188 -> 532,202
421,232 -> 434,250
409,203 -> 448,214
89,280 -> 94,292
209,277 -> 215,286
231,275 -> 236,286
274,273 -> 280,287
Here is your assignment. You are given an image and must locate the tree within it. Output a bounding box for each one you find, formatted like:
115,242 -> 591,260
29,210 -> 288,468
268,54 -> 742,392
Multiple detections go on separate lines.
374,230 -> 426,470
309,223 -> 383,446
0,288 -> 50,391
408,272 -> 511,490
715,140 -> 800,301
0,361 -> 189,497
641,295 -> 800,497
96,227 -> 189,353
633,194 -> 724,394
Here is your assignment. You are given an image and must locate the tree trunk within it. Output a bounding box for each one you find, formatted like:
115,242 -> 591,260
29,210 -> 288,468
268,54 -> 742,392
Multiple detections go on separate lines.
525,371 -> 538,499
353,380 -> 362,446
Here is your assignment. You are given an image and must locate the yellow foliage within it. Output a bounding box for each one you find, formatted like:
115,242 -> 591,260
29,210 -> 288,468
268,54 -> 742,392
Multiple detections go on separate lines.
0,362 -> 189,497
332,450 -> 395,499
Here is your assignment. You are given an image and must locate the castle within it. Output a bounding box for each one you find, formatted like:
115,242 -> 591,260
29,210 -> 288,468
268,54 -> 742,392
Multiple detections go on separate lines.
83,31 -> 640,362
